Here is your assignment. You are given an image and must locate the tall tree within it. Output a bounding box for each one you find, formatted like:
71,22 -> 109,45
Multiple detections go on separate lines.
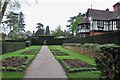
3,11 -> 25,39
51,25 -> 64,37
0,0 -> 38,24
35,23 -> 44,36
36,23 -> 44,30
6,11 -> 19,39
0,0 -> 20,24
67,13 -> 84,36
5,12 -> 19,31
45,25 -> 50,35
18,11 -> 25,32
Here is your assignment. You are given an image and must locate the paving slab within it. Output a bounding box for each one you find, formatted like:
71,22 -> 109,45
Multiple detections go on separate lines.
23,45 -> 67,79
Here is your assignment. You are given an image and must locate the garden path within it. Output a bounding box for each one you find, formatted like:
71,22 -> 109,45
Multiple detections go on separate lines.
23,45 -> 67,79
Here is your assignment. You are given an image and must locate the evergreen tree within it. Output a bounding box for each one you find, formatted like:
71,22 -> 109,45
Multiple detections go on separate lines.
18,12 -> 25,32
36,23 -> 43,30
35,23 -> 44,36
45,26 -> 50,35
3,11 -> 25,39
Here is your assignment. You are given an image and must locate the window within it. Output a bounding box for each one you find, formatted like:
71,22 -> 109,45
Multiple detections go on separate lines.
86,24 -> 90,29
116,20 -> 120,28
97,20 -> 104,28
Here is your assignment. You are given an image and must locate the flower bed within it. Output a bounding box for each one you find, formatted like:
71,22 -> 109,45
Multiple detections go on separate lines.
52,51 -> 69,56
64,59 -> 93,68
21,49 -> 39,55
59,59 -> 96,73
51,49 -> 69,56
2,56 -> 32,72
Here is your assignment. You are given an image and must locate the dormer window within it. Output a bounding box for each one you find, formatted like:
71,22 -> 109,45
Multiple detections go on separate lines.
97,20 -> 104,28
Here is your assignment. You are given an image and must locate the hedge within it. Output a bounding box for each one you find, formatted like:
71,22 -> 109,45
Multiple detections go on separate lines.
30,36 -> 68,45
2,40 -> 26,54
96,46 -> 120,79
63,31 -> 120,45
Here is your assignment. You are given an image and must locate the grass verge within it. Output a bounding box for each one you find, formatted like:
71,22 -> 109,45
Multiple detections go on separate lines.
49,45 -> 101,78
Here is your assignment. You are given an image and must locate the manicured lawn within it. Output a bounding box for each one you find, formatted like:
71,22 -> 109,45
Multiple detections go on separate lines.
67,71 -> 101,79
1,46 -> 41,60
49,45 -> 95,66
1,72 -> 24,79
1,46 -> 41,79
49,45 -> 101,79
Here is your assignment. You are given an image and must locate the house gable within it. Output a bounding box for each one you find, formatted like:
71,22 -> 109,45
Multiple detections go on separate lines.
77,2 -> 120,37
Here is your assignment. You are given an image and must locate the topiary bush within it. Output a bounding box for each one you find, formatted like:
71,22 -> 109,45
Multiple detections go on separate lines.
95,46 -> 120,80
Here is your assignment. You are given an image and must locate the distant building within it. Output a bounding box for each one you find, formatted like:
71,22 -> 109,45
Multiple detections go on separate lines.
77,2 -> 120,37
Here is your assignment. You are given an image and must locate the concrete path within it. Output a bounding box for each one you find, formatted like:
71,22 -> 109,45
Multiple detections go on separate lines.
23,45 -> 67,79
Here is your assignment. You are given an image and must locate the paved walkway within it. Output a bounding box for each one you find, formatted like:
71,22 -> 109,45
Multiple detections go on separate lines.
23,45 -> 67,79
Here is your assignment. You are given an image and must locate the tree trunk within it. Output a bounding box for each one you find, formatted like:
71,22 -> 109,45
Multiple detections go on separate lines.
0,10 -> 2,24
0,0 -> 10,24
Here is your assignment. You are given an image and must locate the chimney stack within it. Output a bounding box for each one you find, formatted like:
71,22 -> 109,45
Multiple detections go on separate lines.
113,2 -> 120,12
105,8 -> 109,11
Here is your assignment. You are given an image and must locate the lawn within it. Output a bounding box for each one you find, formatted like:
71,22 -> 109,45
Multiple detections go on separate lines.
1,46 -> 41,60
1,46 -> 41,79
1,72 -> 24,80
49,45 -> 96,66
49,45 -> 101,79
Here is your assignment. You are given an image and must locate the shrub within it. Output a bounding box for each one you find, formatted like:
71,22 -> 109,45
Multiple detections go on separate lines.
20,65 -> 26,70
2,67 -> 6,71
95,46 -> 120,80
10,67 -> 17,71
18,68 -> 24,71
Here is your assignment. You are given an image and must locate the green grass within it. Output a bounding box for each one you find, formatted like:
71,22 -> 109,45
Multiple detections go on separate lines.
1,46 -> 41,79
0,46 -> 41,60
1,72 -> 24,78
49,45 -> 96,66
67,71 -> 101,79
49,45 -> 101,78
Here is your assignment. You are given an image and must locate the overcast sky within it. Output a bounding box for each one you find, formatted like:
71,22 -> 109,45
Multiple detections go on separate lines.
20,0 -> 120,32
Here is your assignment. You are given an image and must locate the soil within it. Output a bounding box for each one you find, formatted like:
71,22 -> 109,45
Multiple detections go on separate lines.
50,49 -> 60,52
2,56 -> 30,72
52,51 -> 69,56
21,49 -> 38,55
63,59 -> 93,68
2,57 -> 27,67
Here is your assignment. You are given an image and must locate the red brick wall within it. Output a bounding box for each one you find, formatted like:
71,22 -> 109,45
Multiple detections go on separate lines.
90,31 -> 108,36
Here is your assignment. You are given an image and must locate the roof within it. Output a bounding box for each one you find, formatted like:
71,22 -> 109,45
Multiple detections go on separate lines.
80,17 -> 90,24
87,9 -> 119,20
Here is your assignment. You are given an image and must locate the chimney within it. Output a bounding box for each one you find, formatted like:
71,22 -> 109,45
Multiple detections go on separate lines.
105,8 -> 109,11
113,2 -> 120,12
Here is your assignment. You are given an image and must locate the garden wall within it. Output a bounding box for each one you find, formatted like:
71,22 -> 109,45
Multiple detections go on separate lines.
63,31 -> 120,45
